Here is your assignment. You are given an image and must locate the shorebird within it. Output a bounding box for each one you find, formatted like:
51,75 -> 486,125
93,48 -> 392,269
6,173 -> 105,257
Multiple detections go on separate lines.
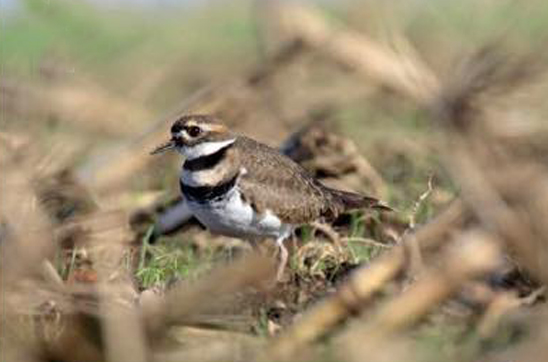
152,114 -> 390,280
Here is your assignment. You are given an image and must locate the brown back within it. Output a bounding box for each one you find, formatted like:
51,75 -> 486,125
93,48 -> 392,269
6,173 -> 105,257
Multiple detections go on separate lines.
234,137 -> 385,224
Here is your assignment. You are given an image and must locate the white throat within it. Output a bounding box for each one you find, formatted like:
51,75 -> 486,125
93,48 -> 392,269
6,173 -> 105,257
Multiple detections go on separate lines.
179,138 -> 236,160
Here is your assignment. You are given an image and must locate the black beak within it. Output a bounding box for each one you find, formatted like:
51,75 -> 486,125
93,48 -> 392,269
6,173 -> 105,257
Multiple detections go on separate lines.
150,139 -> 176,155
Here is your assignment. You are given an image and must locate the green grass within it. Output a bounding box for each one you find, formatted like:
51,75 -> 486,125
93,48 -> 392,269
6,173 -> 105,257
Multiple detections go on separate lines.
1,0 -> 259,96
136,237 -> 214,289
2,0 -> 147,71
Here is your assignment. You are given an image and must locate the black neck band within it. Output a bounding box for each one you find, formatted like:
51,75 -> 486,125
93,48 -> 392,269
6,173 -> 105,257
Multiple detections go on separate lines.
180,174 -> 238,202
183,143 -> 233,172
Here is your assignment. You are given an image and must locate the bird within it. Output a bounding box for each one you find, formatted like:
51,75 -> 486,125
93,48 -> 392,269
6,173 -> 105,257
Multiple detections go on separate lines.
151,114 -> 390,280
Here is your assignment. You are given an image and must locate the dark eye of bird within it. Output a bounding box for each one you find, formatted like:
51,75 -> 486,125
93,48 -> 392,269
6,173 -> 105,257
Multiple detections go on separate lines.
186,126 -> 202,137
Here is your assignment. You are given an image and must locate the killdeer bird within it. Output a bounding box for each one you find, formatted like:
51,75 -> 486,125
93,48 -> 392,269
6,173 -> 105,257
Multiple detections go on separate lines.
152,114 -> 390,280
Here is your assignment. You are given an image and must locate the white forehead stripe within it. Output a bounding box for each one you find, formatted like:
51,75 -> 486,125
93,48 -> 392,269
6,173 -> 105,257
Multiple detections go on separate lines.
181,138 -> 236,160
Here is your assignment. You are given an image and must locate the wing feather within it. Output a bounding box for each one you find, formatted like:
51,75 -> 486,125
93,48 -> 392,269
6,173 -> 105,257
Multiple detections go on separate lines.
236,137 -> 332,224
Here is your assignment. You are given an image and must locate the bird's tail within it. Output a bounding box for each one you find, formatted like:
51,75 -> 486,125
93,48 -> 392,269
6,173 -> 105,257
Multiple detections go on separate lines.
326,187 -> 393,213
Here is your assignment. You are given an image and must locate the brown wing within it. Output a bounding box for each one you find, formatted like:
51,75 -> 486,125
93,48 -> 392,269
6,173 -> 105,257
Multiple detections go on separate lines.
235,137 -> 345,224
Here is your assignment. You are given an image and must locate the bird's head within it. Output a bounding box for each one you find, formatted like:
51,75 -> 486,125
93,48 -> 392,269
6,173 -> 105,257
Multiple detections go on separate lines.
151,114 -> 235,159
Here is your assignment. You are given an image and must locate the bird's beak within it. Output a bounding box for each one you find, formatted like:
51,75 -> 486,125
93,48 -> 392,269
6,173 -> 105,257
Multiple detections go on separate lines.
150,139 -> 175,155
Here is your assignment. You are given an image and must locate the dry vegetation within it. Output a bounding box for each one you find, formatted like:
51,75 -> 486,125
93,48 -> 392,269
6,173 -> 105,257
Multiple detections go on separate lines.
2,1 -> 548,361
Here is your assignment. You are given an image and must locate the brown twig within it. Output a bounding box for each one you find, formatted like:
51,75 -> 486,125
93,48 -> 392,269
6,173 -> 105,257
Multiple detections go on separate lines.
340,231 -> 502,361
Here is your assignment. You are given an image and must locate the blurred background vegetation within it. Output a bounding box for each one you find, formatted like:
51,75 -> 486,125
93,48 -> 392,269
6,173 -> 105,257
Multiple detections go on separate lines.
3,1 -> 548,362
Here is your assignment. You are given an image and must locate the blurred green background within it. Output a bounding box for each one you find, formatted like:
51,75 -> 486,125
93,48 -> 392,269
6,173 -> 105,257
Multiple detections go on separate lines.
3,2 -> 548,361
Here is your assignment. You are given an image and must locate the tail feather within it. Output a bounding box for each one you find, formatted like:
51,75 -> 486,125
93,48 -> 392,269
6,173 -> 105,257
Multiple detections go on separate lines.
326,187 -> 393,213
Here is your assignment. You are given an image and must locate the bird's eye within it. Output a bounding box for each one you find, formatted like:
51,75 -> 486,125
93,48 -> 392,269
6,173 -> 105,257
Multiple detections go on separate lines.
186,126 -> 202,137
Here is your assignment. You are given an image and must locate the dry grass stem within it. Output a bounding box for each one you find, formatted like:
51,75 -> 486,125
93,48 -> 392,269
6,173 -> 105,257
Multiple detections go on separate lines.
266,201 -> 465,361
340,237 -> 390,249
276,2 -> 440,105
341,231 -> 502,361
403,174 -> 434,276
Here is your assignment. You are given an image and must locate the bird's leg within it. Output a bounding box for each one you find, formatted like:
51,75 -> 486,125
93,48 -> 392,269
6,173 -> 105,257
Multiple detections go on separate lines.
247,237 -> 259,252
276,235 -> 289,282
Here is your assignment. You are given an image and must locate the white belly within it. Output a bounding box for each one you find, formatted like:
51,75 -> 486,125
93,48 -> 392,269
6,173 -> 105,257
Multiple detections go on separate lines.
187,188 -> 291,240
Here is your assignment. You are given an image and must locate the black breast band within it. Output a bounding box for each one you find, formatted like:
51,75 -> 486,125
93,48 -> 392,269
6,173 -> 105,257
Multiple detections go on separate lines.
180,174 -> 238,202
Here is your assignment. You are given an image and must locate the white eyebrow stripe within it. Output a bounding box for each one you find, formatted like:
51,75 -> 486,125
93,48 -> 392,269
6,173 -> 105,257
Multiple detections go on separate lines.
181,138 -> 236,160
199,123 -> 216,131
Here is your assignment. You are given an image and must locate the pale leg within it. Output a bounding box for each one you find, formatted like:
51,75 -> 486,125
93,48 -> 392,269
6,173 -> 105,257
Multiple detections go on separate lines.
276,235 -> 289,281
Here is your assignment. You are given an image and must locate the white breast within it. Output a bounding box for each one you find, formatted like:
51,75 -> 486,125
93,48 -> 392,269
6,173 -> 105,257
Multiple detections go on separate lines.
187,187 -> 291,240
